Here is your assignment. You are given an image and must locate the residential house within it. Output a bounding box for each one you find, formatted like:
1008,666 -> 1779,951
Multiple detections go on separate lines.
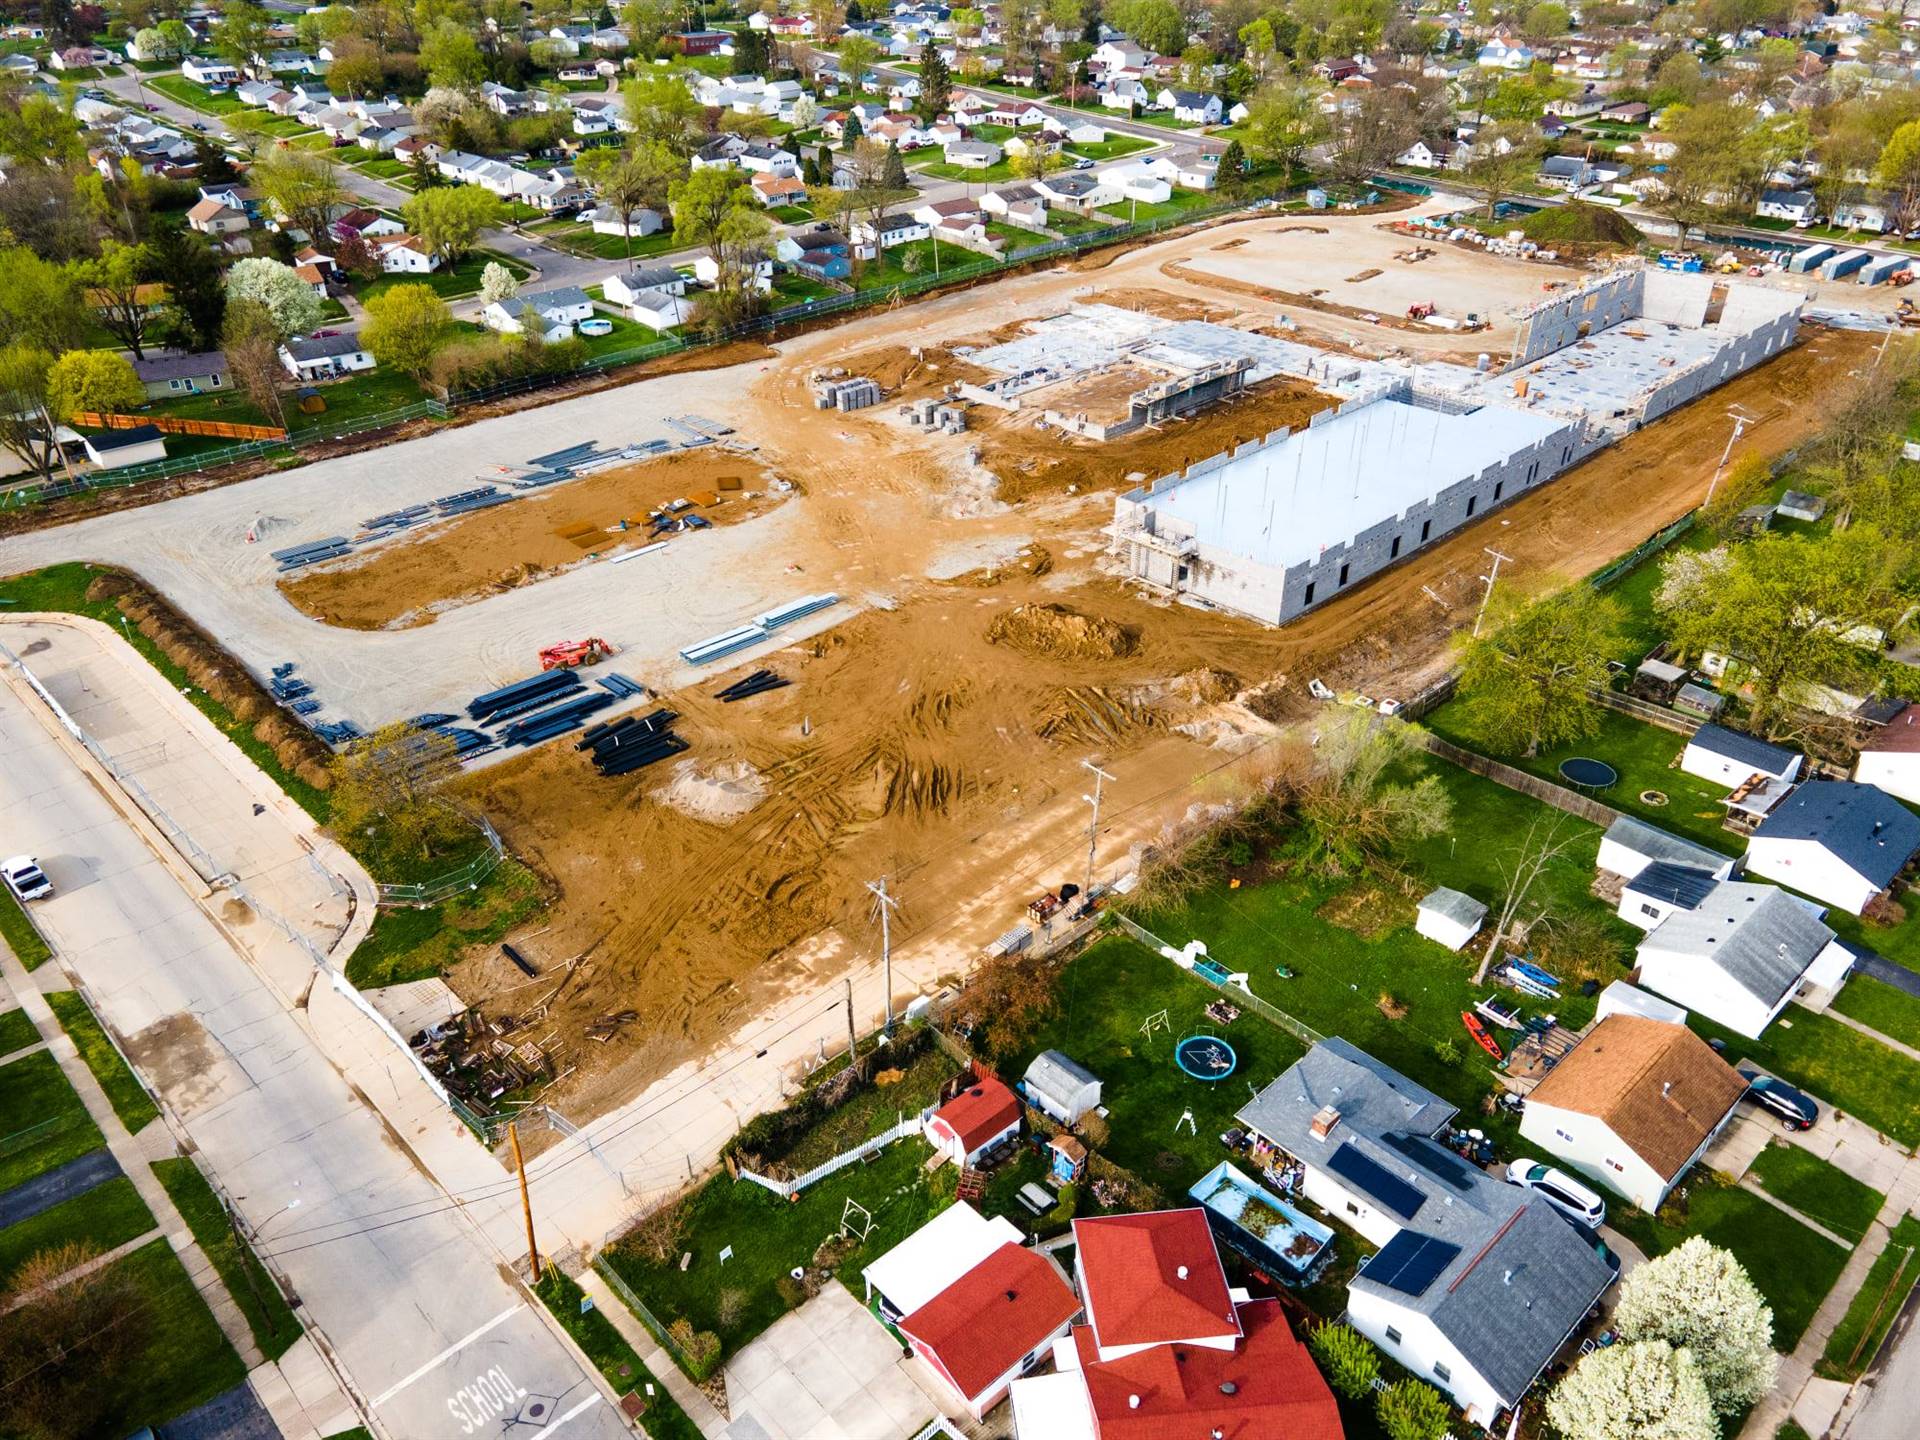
483,286 -> 596,341
1602,101 -> 1651,123
1635,880 -> 1855,1034
1398,138 -> 1462,170
1090,40 -> 1151,74
585,204 -> 665,239
278,333 -> 375,381
1034,173 -> 1119,214
1616,861 -> 1722,931
1520,1014 -> 1747,1213
1156,88 -> 1222,124
373,235 -> 438,273
693,253 -> 772,293
1757,188 -> 1819,223
944,139 -> 1002,169
1106,164 -> 1171,204
690,134 -> 750,170
292,256 -> 333,294
1680,724 -> 1803,789
913,198 -> 984,229
82,425 -> 167,469
1018,1051 -> 1101,1125
1100,77 -> 1152,112
750,173 -> 808,208
1596,815 -> 1741,885
1539,154 -> 1596,191
924,1071 -> 1021,1167
981,185 -> 1049,228
234,78 -> 281,107
181,55 -> 240,86
1237,1039 -> 1614,1426
853,213 -> 930,250
1855,705 -> 1920,802
131,350 -> 229,400
50,45 -> 112,70
780,228 -> 852,281
1477,40 -> 1536,68
1747,780 -> 1920,914
897,1243 -> 1079,1421
187,195 -> 250,236
737,141 -> 799,178
1835,199 -> 1888,233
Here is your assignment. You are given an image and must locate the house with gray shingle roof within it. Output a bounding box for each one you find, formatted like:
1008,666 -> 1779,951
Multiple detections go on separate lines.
1747,780 -> 1920,915
1635,880 -> 1855,1034
1237,1040 -> 1614,1427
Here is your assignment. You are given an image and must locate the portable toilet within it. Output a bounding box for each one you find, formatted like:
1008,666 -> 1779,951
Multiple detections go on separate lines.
1787,243 -> 1835,275
1305,188 -> 1328,209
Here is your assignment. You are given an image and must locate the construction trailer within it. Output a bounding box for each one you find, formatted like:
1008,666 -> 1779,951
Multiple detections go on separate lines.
1786,244 -> 1835,275
1821,249 -> 1871,281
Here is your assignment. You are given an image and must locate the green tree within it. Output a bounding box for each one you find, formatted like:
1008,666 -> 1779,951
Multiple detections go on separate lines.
1546,1341 -> 1717,1440
1523,1 -> 1570,38
1217,138 -> 1247,188
917,37 -> 951,121
0,92 -> 85,168
1462,120 -> 1544,219
328,723 -> 472,862
1242,77 -> 1326,178
1289,711 -> 1452,877
75,240 -> 156,359
0,248 -> 84,353
1456,586 -> 1624,757
47,350 -> 145,421
1612,1238 -> 1776,1415
220,299 -> 288,429
147,223 -> 227,352
402,185 -> 506,264
362,283 -> 454,382
0,344 -> 62,483
621,0 -> 680,58
224,257 -> 324,338
668,165 -> 755,267
841,110 -> 864,153
253,148 -> 347,242
1375,1379 -> 1450,1440
838,33 -> 880,85
1874,119 -> 1920,234
621,72 -> 707,154
575,142 -> 676,258
213,0 -> 274,69
1307,1323 -> 1380,1400
1108,0 -> 1185,54
421,19 -> 486,90
881,137 -> 908,189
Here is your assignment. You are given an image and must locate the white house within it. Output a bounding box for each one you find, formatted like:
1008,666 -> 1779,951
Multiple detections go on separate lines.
692,253 -> 772,293
1477,40 -> 1536,69
81,424 -> 168,469
1519,1014 -> 1747,1213
1238,1040 -> 1614,1427
1679,724 -> 1802,789
483,286 -> 596,341
1856,706 -> 1920,802
181,55 -> 240,87
603,266 -> 686,307
1414,888 -> 1485,951
1155,88 -> 1222,125
852,213 -> 929,249
1596,816 -> 1741,884
923,1072 -> 1020,1167
1019,1051 -> 1101,1125
278,333 -> 375,381
1100,77 -> 1151,111
1635,881 -> 1856,1035
586,204 -> 665,239
373,235 -> 438,273
944,139 -> 1001,169
1617,861 -> 1721,931
1033,172 -> 1119,213
1746,780 -> 1920,915
1757,188 -> 1818,224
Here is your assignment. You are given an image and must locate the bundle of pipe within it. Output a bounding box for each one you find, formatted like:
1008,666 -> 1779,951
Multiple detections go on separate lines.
715,670 -> 790,703
468,669 -> 580,722
584,707 -> 687,777
273,536 -> 353,571
500,691 -> 614,747
593,730 -> 689,778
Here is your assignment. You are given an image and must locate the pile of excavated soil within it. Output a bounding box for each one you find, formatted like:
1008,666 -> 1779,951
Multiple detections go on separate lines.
1093,288 -> 1222,322
833,344 -> 994,399
987,602 -> 1140,661
977,375 -> 1332,500
937,543 -> 1054,587
279,450 -> 782,630
653,758 -> 767,823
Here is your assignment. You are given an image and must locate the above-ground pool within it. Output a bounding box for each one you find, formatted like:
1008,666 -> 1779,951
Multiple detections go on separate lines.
1559,757 -> 1618,788
1190,1160 -> 1335,1277
1176,1034 -> 1237,1080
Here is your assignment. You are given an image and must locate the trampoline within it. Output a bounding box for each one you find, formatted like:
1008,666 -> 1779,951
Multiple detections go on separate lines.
1559,757 -> 1618,789
1175,1035 -> 1238,1081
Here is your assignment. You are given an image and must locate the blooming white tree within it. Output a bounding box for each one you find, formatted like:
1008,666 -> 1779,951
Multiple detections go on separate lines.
223,259 -> 325,339
1653,545 -> 1731,620
479,262 -> 521,307
790,94 -> 818,130
1545,1340 -> 1718,1440
1613,1236 -> 1777,1414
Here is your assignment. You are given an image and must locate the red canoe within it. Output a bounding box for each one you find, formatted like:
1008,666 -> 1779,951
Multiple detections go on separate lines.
1461,1011 -> 1505,1061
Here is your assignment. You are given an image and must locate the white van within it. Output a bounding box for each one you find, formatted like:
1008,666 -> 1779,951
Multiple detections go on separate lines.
1506,1160 -> 1607,1229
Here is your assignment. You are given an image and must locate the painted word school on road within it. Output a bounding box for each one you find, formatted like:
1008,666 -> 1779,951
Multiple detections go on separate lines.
368,1304 -> 609,1436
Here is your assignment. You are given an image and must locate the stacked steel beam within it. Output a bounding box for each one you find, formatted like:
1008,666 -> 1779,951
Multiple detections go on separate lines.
582,707 -> 688,778
715,669 -> 790,703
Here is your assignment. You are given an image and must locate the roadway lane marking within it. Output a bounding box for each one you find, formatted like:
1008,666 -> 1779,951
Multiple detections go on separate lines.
371,1304 -> 523,1406
539,1394 -> 608,1436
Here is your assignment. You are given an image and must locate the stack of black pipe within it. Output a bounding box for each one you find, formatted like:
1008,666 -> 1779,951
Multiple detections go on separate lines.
714,669 -> 791,703
580,707 -> 688,777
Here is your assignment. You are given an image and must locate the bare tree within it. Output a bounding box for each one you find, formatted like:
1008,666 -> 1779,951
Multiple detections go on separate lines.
1475,813 -> 1585,983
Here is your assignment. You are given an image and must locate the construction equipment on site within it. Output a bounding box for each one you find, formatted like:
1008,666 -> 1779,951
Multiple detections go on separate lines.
1407,301 -> 1436,320
539,638 -> 614,671
1893,269 -> 1916,287
1898,298 -> 1920,327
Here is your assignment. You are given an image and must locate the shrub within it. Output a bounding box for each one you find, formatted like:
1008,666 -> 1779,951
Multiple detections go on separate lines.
1432,1037 -> 1463,1067
1376,1379 -> 1451,1440
1308,1322 -> 1380,1400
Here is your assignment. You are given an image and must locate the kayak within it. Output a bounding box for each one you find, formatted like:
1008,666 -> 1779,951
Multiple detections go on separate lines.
1461,1011 -> 1505,1061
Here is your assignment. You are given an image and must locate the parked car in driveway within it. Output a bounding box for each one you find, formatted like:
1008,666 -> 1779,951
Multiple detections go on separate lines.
2,856 -> 52,902
1505,1159 -> 1607,1228
1738,1068 -> 1819,1130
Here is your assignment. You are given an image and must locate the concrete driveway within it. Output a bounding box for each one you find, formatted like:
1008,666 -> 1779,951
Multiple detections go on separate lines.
722,1284 -> 938,1440
1706,1093 -> 1912,1196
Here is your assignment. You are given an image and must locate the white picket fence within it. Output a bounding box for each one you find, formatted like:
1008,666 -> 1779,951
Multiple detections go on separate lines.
736,1112 -> 927,1200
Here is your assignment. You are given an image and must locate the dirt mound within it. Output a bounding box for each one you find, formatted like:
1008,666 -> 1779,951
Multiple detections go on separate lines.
1176,668 -> 1240,704
833,345 -> 993,398
1517,202 -> 1645,252
987,603 -> 1139,661
653,758 -> 767,824
939,544 -> 1054,587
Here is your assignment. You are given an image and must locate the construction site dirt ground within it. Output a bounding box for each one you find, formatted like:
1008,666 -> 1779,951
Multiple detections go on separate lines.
0,196 -> 1880,1125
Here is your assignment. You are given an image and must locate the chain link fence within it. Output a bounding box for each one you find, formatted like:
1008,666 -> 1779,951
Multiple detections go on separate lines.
373,809 -> 507,908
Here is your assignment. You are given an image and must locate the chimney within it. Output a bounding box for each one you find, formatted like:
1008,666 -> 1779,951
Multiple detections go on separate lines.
1310,1105 -> 1342,1141
1129,1395 -> 1140,1410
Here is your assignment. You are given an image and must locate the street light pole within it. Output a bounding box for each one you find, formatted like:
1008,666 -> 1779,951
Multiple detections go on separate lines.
1472,548 -> 1513,638
1081,759 -> 1115,904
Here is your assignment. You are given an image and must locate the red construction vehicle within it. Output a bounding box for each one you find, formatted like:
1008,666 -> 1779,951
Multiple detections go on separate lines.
539,638 -> 614,670
1407,301 -> 1436,320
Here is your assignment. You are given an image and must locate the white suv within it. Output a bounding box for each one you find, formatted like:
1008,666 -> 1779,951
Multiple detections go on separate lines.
1505,1159 -> 1607,1229
2,856 -> 52,902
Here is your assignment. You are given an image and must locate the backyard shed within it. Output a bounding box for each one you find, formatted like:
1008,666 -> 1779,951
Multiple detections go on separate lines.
1021,1050 -> 1102,1125
1680,723 -> 1802,789
1415,887 -> 1486,951
925,1073 -> 1022,1167
1777,490 -> 1826,522
1674,683 -> 1725,719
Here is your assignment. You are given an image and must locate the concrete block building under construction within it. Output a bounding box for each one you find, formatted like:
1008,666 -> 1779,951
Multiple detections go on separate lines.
1107,268 -> 1805,626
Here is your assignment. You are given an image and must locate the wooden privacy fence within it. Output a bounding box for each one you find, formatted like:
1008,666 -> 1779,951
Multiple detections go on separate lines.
1412,732 -> 1627,828
69,410 -> 289,441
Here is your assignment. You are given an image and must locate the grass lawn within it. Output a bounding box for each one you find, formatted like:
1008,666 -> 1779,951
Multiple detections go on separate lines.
987,221 -> 1046,251
0,1175 -> 155,1288
152,1156 -> 301,1359
578,313 -> 667,358
768,205 -> 813,224
1610,1174 -> 1848,1351
603,1138 -> 954,1368
778,1046 -> 959,1172
1067,136 -> 1155,161
1049,212 -> 1115,236
87,1238 -> 249,1435
913,158 -> 1022,184
290,367 -> 430,430
355,156 -> 410,181
0,887 -> 53,969
1423,701 -> 1741,860
1829,973 -> 1920,1050
855,238 -> 986,290
1820,1213 -> 1920,1379
345,860 -> 543,989
1699,1006 -> 1920,1148
1745,1141 -> 1885,1243
526,220 -> 683,262
358,248 -> 530,303
45,991 -> 158,1133
532,1270 -> 701,1440
1102,190 -> 1218,225
0,1007 -> 39,1056
146,74 -> 239,113
772,272 -> 839,304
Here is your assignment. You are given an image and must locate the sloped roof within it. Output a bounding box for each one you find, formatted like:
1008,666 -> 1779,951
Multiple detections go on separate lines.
897,1243 -> 1078,1402
1754,781 -> 1920,888
861,1201 -> 1023,1316
1022,1050 -> 1099,1103
1528,1014 -> 1746,1180
1073,1209 -> 1239,1352
1072,1299 -> 1343,1440
1624,861 -> 1719,910
1688,722 -> 1799,775
1602,816 -> 1733,875
1642,882 -> 1834,1006
1864,707 -> 1920,755
929,1074 -> 1021,1154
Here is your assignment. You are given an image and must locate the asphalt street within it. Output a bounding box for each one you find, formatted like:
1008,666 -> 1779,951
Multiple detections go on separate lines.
0,659 -> 626,1440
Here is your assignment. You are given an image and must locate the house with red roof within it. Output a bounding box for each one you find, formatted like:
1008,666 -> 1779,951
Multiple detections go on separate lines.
1009,1207 -> 1343,1440
896,1241 -> 1080,1420
923,1071 -> 1022,1167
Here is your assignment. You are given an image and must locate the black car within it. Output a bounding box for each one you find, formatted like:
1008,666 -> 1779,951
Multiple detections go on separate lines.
1738,1068 -> 1819,1130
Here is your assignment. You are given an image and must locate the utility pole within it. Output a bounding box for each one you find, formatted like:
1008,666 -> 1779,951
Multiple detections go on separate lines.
1703,410 -> 1749,507
844,976 -> 858,1071
1081,760 -> 1115,905
509,1122 -> 541,1284
866,876 -> 899,1034
1472,548 -> 1513,638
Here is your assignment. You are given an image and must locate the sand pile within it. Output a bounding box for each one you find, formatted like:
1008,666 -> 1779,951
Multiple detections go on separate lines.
653,758 -> 768,824
987,603 -> 1139,661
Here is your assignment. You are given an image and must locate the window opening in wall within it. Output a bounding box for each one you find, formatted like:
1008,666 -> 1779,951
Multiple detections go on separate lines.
1338,563 -> 1350,586
1493,482 -> 1503,501
1304,582 -> 1316,606
1466,495 -> 1477,517
1390,536 -> 1401,559
1421,519 -> 1432,542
